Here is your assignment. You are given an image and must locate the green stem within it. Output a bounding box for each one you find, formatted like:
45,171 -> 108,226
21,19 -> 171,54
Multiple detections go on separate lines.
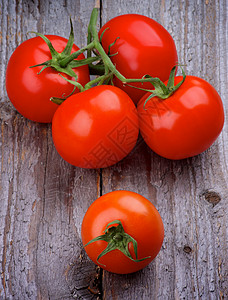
59,42 -> 95,67
47,8 -> 186,105
84,73 -> 111,90
59,74 -> 84,92
88,8 -> 172,86
88,9 -> 129,83
97,65 -> 110,86
87,7 -> 97,58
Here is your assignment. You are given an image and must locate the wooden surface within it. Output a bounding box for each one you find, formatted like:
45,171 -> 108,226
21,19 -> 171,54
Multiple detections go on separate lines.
0,0 -> 227,299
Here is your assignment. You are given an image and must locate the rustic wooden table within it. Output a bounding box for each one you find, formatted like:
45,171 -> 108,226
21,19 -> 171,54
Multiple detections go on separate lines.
0,0 -> 227,299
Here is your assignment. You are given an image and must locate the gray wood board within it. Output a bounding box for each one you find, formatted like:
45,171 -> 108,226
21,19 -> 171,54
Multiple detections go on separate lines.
0,0 -> 227,299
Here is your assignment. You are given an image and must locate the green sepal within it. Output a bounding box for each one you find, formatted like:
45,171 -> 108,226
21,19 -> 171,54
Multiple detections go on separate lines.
108,37 -> 120,55
50,75 -> 78,105
50,97 -> 66,105
29,59 -> 51,69
50,88 -> 77,106
143,94 -> 157,109
69,56 -> 101,68
28,20 -> 80,81
99,27 -> 109,43
143,75 -> 169,95
109,52 -> 119,57
57,73 -> 84,92
61,18 -> 74,56
29,31 -> 60,58
142,65 -> 186,108
53,63 -> 78,78
126,65 -> 186,109
166,64 -> 176,89
50,84 -> 77,105
166,64 -> 186,90
37,65 -> 50,75
84,220 -> 151,266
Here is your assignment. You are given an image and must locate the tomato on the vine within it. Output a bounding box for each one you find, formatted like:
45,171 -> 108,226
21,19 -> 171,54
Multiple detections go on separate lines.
137,76 -> 225,160
5,35 -> 90,123
99,14 -> 178,104
81,190 -> 164,274
52,85 -> 139,169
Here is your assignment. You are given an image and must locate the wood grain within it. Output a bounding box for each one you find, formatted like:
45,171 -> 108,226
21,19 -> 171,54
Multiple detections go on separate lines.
0,0 -> 227,299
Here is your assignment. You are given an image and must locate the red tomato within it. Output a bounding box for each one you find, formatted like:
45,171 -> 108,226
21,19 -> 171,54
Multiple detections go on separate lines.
137,76 -> 225,160
81,190 -> 164,274
5,35 -> 90,123
99,14 -> 178,104
52,85 -> 139,168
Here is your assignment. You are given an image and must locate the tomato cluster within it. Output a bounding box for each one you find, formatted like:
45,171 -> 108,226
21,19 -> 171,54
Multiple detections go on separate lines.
5,8 -> 224,274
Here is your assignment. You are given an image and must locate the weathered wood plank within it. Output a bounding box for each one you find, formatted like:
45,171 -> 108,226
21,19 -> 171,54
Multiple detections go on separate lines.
101,0 -> 228,299
0,0 -> 227,300
0,1 -> 100,299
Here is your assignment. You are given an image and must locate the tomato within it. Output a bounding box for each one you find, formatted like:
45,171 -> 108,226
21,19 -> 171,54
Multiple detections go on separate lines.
81,190 -> 164,274
137,76 -> 225,160
5,35 -> 90,123
99,14 -> 178,104
52,85 -> 139,168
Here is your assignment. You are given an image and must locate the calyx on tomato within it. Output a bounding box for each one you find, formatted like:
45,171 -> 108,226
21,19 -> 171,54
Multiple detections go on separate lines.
29,19 -> 99,81
84,220 -> 151,265
132,65 -> 186,108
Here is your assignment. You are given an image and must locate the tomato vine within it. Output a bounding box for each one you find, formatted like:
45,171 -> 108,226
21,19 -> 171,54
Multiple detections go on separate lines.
30,8 -> 185,105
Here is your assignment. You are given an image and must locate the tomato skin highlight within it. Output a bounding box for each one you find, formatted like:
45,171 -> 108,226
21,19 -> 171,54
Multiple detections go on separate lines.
5,35 -> 90,123
137,76 -> 225,160
99,14 -> 178,104
81,190 -> 164,274
52,85 -> 139,169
